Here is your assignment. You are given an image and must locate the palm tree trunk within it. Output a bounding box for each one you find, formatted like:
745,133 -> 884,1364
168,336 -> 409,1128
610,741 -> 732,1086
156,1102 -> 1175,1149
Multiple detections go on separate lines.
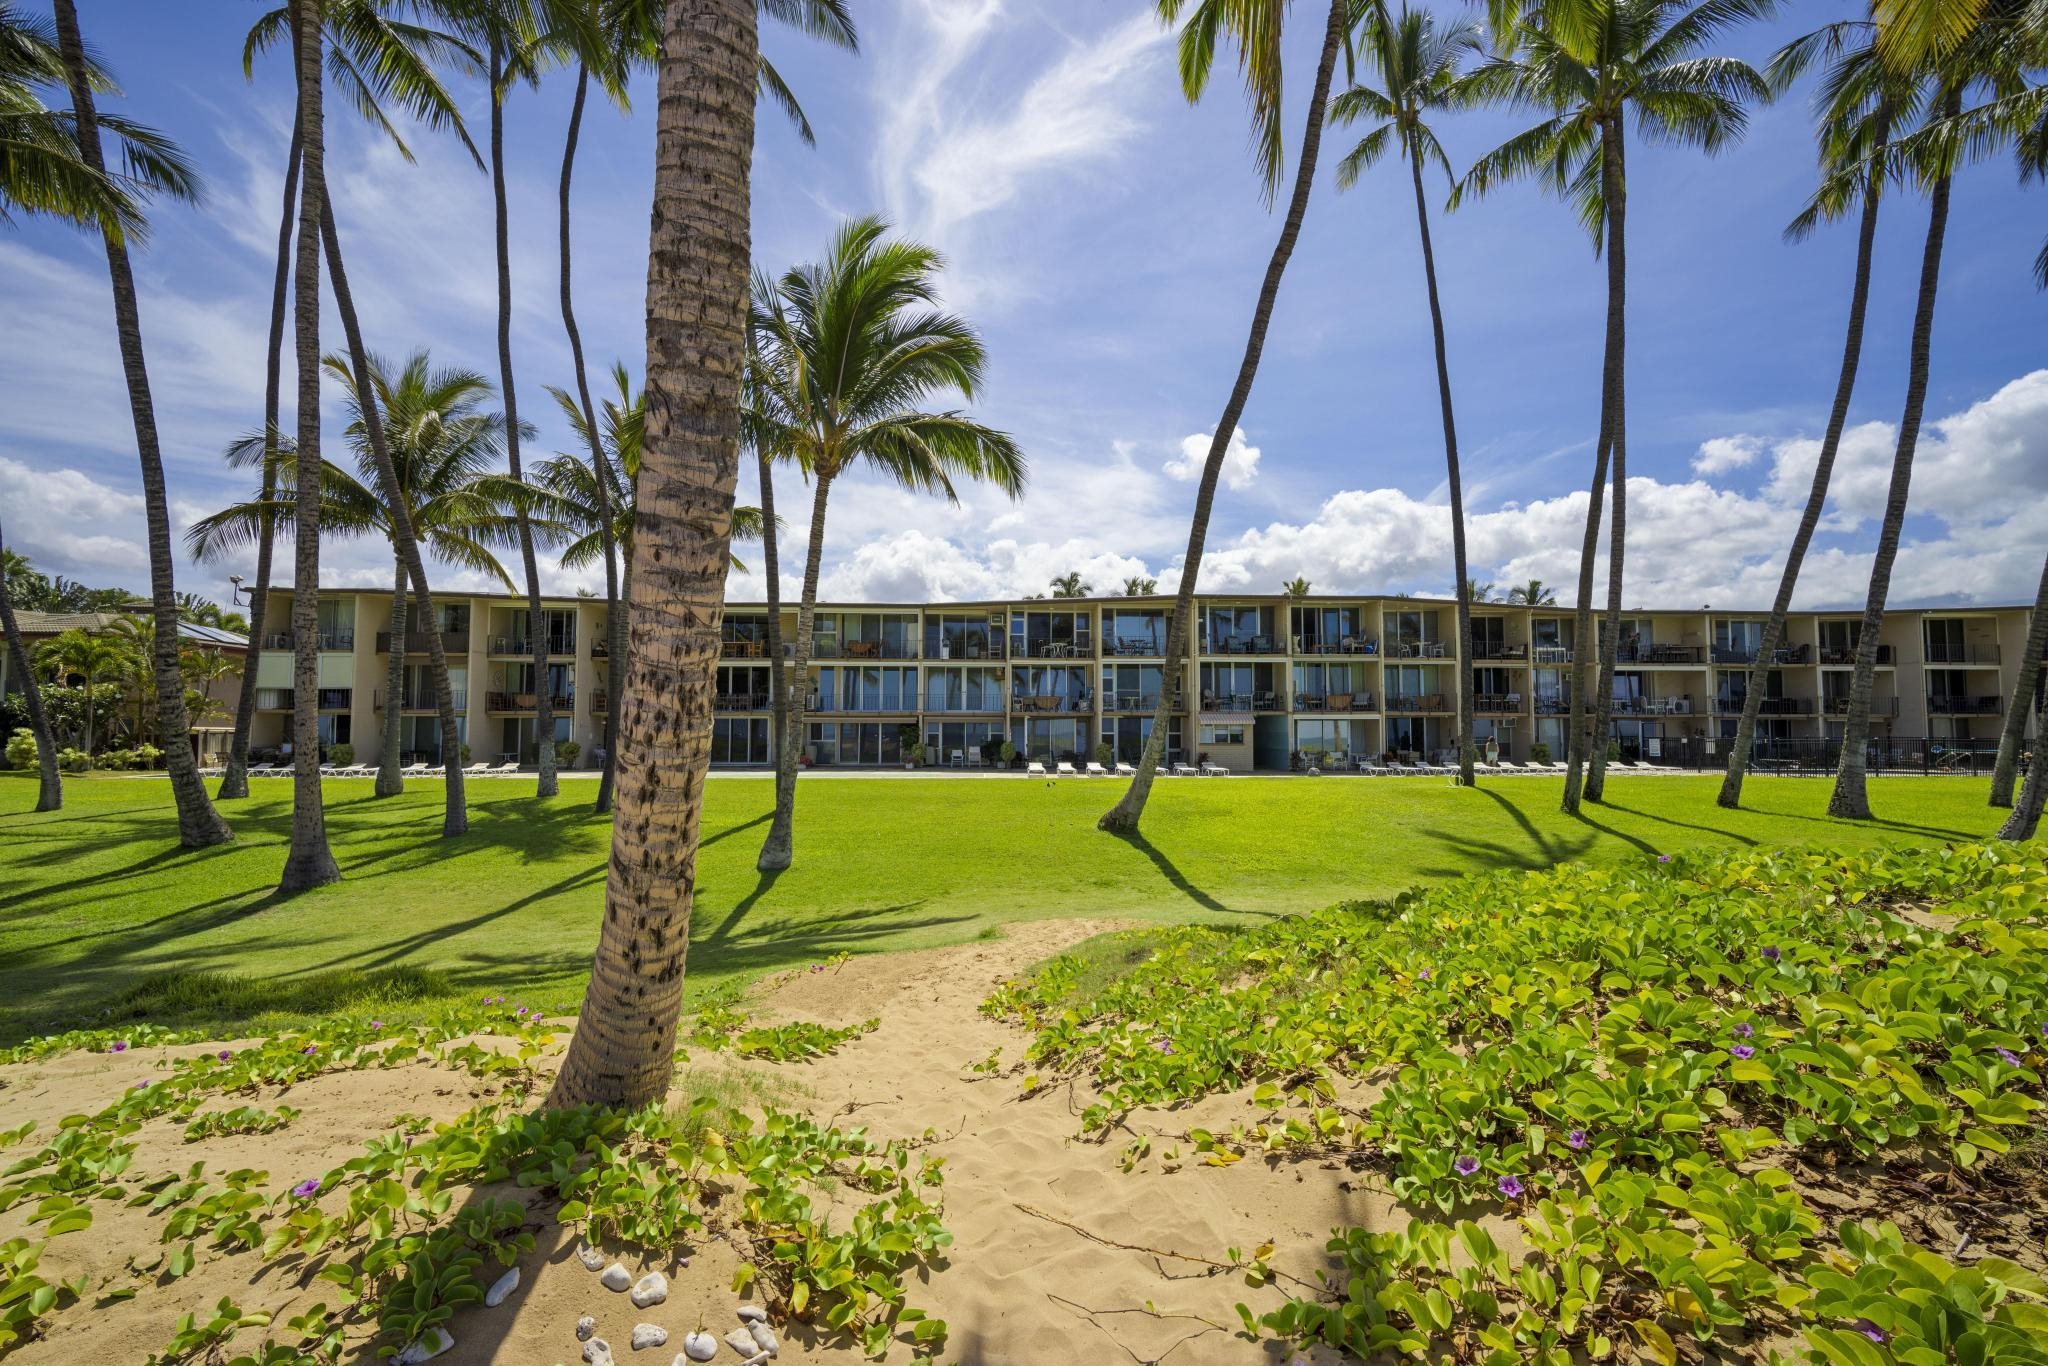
558,63 -> 626,816
1989,548 -> 2048,806
548,0 -> 756,1109
1584,123 -> 1628,806
222,114 -> 302,802
1407,144 -> 1474,787
84,676 -> 96,756
1999,692 -> 2046,840
52,0 -> 232,850
1830,91 -> 1958,821
1,519 -> 61,811
278,0 -> 341,893
1721,143 -> 1885,809
378,560 -> 406,795
318,195 -> 468,835
758,470 -> 831,871
1561,420 -> 1612,811
758,445 -> 786,778
1101,0 -> 1347,832
489,43 -> 556,798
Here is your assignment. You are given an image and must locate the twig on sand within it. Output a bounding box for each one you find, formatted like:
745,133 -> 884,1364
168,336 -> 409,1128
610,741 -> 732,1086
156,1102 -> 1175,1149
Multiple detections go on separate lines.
1045,1291 -> 1231,1364
1012,1202 -> 1325,1296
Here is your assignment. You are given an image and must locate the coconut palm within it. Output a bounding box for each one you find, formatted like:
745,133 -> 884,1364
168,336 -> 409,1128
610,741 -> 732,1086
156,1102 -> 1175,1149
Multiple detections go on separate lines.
225,0 -> 477,801
1989,548 -> 2048,806
1282,576 -> 1313,597
1506,578 -> 1556,605
0,520 -> 60,809
750,217 -> 1025,873
1720,22 -> 1913,810
1333,3 -> 1484,785
546,0 -> 759,1110
188,351 -> 526,809
1050,572 -> 1091,598
1101,0 -> 1352,834
34,627 -> 133,757
1454,0 -> 1774,810
1123,576 -> 1159,596
1830,8 -> 2030,819
49,0 -> 231,848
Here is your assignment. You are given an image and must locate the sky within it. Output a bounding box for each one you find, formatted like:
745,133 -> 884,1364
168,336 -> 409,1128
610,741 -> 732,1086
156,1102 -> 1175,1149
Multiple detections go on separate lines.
2,0 -> 2044,619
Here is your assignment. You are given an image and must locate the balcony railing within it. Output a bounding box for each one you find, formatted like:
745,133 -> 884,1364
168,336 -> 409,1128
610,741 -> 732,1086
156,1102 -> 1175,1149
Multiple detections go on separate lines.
1927,694 -> 2002,715
1470,641 -> 1528,661
376,629 -> 470,655
1385,641 -> 1451,659
263,631 -> 355,651
374,688 -> 467,712
923,698 -> 1006,714
720,638 -> 772,659
491,634 -> 576,656
252,688 -> 352,711
931,638 -> 1007,661
804,694 -> 919,714
1925,643 -> 2001,665
810,640 -> 922,660
1108,636 -> 1168,657
714,691 -> 770,711
1754,696 -> 1816,715
1820,645 -> 1895,665
255,687 -> 291,710
1472,694 -> 1523,714
486,691 -> 573,712
1616,644 -> 1705,665
591,690 -> 608,712
1204,635 -> 1284,656
1293,692 -> 1371,712
1823,696 -> 1900,716
1294,635 -> 1379,656
1385,692 -> 1450,713
1532,646 -> 1573,665
1012,693 -> 1092,714
1612,695 -> 1698,716
1107,691 -> 1178,712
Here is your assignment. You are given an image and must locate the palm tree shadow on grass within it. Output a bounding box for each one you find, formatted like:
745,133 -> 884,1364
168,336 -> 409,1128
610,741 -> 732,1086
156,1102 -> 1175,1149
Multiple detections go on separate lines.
697,864 -> 782,947
1104,828 -> 1238,915
1593,798 -> 1760,848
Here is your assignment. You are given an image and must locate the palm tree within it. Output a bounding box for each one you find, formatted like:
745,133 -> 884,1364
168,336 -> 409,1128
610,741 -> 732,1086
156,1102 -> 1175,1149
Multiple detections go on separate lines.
1101,0 -> 1352,834
49,0 -> 231,847
1506,578 -> 1556,605
1989,548 -> 2048,807
1830,8 -> 2027,818
546,0 -> 758,1111
1334,4 -> 1484,785
224,0 -> 476,802
0,519 -> 60,809
1122,576 -> 1159,596
1720,22 -> 1908,810
189,351 -> 524,813
34,628 -> 132,757
749,217 -> 1025,872
1455,0 -> 1773,810
1050,571 -> 1091,598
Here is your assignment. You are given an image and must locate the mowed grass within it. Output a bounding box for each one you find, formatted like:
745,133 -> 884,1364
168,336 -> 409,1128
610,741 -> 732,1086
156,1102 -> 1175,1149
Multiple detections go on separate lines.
0,768 -> 2011,1041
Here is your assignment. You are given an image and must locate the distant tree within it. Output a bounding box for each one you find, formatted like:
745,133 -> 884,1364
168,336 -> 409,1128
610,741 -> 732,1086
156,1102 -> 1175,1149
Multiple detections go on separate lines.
34,627 -> 134,755
1281,575 -> 1312,597
1465,578 -> 1495,603
1506,579 -> 1556,606
1049,571 -> 1091,598
1121,576 -> 1158,596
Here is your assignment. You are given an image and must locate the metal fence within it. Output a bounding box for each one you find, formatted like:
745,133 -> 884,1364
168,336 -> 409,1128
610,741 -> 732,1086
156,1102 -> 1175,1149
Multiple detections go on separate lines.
1652,734 -> 2021,776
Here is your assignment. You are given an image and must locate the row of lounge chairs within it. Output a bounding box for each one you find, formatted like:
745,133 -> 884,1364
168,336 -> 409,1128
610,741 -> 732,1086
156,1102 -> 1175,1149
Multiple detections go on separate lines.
1021,759 -> 1231,777
201,760 -> 532,778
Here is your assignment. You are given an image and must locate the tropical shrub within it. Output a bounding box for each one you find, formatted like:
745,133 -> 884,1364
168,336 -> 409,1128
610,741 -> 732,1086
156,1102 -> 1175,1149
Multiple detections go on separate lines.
555,739 -> 580,769
4,729 -> 38,770
56,748 -> 89,772
1530,741 -> 1551,762
327,743 -> 354,767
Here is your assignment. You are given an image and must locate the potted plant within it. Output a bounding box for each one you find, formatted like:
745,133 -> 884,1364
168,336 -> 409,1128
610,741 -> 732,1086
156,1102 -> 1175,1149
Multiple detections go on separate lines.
906,740 -> 925,770
1000,740 -> 1017,770
1094,741 -> 1113,768
1530,741 -> 1551,763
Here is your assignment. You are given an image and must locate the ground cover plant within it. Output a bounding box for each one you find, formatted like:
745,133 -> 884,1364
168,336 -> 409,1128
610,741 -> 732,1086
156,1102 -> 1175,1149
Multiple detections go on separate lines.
0,771 -> 2013,1042
987,840 -> 2048,1361
0,999 -> 950,1361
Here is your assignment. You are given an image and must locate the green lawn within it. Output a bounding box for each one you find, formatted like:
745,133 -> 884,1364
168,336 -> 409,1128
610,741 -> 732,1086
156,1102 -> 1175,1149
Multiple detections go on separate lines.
0,769 -> 2013,1040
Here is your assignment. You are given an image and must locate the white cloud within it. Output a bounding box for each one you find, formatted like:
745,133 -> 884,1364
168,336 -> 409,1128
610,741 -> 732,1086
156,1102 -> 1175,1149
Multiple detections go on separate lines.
1164,427 -> 1261,491
1692,434 -> 1765,475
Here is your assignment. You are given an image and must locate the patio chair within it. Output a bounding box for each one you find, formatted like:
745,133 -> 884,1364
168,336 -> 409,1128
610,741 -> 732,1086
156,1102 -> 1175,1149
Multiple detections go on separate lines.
246,762 -> 276,775
1026,760 -> 1048,776
489,761 -> 521,775
1171,762 -> 1198,777
463,760 -> 492,775
1056,760 -> 1078,776
1085,761 -> 1109,776
950,748 -> 965,768
964,750 -> 984,769
1115,761 -> 1136,776
1200,762 -> 1230,776
402,761 -> 431,776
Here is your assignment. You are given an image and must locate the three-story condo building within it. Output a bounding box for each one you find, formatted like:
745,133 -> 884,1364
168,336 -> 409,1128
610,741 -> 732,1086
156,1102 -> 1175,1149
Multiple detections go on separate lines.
245,587 -> 2042,772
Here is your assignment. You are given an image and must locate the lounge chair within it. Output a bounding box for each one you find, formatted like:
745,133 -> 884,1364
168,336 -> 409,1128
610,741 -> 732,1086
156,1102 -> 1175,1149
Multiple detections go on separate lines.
401,761 -> 431,776
463,760 -> 492,775
246,762 -> 277,775
1056,760 -> 1078,776
1171,762 -> 1198,777
1026,760 -> 1048,776
1200,762 -> 1229,776
1115,761 -> 1136,776
489,761 -> 521,775
1085,761 -> 1108,776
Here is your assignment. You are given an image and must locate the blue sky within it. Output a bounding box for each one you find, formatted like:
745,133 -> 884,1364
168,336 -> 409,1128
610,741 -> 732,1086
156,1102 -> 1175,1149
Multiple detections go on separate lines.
2,0 -> 2043,614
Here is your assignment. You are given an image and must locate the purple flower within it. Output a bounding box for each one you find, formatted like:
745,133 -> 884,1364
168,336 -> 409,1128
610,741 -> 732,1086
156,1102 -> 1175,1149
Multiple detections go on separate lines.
1997,1047 -> 2022,1066
1732,1044 -> 1756,1060
516,1006 -> 529,1016
1761,946 -> 1781,962
368,1020 -> 383,1031
291,1179 -> 321,1199
1418,968 -> 1432,980
1453,1155 -> 1479,1176
1497,1175 -> 1524,1199
810,964 -> 824,973
1657,854 -> 1672,864
301,1044 -> 318,1056
107,1040 -> 128,1053
217,1050 -> 232,1062
1567,1129 -> 1589,1150
1150,1039 -> 1175,1055
1733,1022 -> 1754,1038
131,1079 -> 152,1090
2040,1023 -> 2047,1040
1852,1319 -> 1888,1345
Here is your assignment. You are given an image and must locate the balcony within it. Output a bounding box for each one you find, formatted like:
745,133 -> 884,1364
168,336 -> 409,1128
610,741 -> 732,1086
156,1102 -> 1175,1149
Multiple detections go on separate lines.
1612,695 -> 1698,717
1754,697 -> 1816,716
805,694 -> 918,715
263,631 -> 355,651
810,639 -> 922,660
491,634 -> 576,657
930,637 -> 1007,661
720,638 -> 773,659
374,687 -> 467,712
1820,645 -> 1895,665
1293,692 -> 1371,713
1012,693 -> 1092,714
1470,641 -> 1529,661
1616,644 -> 1705,665
376,629 -> 470,655
714,690 -> 770,711
590,638 -> 609,659
1925,643 -> 2001,665
1472,694 -> 1523,714
486,691 -> 573,712
1107,691 -> 1178,712
253,688 -> 352,711
1385,693 -> 1450,713
1823,696 -> 1900,716
1927,694 -> 2002,715
1107,635 -> 1169,657
1203,634 -> 1283,656
591,690 -> 608,713
1385,641 -> 1451,660
1532,646 -> 1573,665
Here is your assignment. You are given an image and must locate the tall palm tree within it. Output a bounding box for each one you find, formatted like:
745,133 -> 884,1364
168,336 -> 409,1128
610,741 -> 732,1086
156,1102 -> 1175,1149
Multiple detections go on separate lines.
1990,548 -> 2048,807
189,351 -> 524,814
1465,579 -> 1495,603
223,0 -> 477,801
1720,22 -> 1910,809
50,0 -> 231,848
1333,4 -> 1484,785
1123,576 -> 1159,596
1454,0 -> 1773,810
34,628 -> 132,757
278,0 -> 341,894
1049,571 -> 1091,598
1506,578 -> 1555,605
1101,0 -> 1352,834
546,0 -> 757,1111
749,218 -> 1025,872
1281,575 -> 1314,597
1,520 -> 61,809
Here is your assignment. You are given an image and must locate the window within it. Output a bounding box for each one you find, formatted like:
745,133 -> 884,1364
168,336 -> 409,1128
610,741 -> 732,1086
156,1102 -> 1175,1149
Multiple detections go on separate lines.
1199,725 -> 1245,745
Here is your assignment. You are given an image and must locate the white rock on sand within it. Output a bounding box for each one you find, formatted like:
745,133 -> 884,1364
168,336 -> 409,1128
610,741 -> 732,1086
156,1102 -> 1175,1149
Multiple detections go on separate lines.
631,1324 -> 668,1351
600,1263 -> 632,1292
734,1305 -> 766,1324
394,1327 -> 453,1364
679,1329 -> 720,1361
484,1266 -> 520,1306
577,1316 -> 598,1341
582,1337 -> 615,1366
746,1321 -> 778,1357
723,1328 -> 758,1356
578,1244 -> 608,1271
630,1271 -> 669,1308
